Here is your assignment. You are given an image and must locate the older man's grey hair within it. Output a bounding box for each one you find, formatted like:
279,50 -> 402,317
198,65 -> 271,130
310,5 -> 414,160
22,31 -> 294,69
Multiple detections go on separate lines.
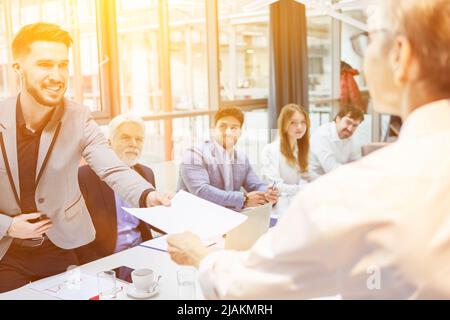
375,0 -> 450,93
108,114 -> 146,139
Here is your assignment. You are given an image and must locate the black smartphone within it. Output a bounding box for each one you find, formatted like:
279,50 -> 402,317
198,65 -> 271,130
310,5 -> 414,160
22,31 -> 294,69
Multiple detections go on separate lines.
111,266 -> 135,284
28,214 -> 49,224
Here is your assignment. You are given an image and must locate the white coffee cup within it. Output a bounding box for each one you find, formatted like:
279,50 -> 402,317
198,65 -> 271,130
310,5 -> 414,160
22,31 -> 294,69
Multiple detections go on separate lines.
131,268 -> 154,293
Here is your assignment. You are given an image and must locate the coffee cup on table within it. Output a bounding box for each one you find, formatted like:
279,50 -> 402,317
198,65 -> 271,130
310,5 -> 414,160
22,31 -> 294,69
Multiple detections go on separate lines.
131,268 -> 154,293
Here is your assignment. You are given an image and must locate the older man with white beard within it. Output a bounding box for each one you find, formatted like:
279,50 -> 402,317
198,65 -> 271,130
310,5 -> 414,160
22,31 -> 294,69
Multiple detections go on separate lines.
76,114 -> 160,264
166,0 -> 450,299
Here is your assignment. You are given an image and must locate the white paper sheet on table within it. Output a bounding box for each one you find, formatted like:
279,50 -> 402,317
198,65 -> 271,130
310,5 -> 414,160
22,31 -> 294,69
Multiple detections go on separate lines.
123,190 -> 247,239
140,235 -> 218,252
29,272 -> 99,300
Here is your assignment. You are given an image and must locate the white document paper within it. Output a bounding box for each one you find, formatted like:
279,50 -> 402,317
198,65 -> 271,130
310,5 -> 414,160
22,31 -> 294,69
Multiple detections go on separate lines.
140,235 -> 218,252
124,190 -> 247,239
29,272 -> 99,300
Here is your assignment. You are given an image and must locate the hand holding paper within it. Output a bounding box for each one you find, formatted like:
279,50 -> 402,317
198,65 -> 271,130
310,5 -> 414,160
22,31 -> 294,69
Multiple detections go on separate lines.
145,190 -> 173,207
167,232 -> 208,268
124,190 -> 247,239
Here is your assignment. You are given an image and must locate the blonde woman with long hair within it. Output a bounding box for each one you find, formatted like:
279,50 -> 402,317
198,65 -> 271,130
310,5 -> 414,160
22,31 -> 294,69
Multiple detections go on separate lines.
261,104 -> 315,200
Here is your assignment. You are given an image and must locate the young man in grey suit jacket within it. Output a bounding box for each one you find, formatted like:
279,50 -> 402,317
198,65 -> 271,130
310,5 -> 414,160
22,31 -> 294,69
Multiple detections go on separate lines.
0,23 -> 171,292
178,106 -> 278,211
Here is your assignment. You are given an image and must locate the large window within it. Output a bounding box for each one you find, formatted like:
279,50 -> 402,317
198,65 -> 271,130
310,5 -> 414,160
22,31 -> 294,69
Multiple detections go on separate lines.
0,0 -> 10,99
169,0 -> 208,111
307,15 -> 333,132
1,0 -> 388,168
340,9 -> 372,145
0,46 -> 8,98
218,1 -> 269,101
5,0 -> 101,111
116,0 -> 161,115
76,0 -> 101,112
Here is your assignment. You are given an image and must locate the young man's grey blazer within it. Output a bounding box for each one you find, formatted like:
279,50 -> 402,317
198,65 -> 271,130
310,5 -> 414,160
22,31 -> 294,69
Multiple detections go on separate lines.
0,96 -> 154,260
177,140 -> 267,211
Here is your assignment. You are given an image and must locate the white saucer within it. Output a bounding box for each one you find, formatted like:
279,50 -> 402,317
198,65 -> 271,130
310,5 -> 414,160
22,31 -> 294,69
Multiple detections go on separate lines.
126,283 -> 159,299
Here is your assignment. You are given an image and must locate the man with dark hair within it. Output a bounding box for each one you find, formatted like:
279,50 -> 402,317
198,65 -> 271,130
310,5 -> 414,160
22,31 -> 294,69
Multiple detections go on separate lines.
213,106 -> 244,127
309,104 -> 364,176
0,22 -> 171,292
335,104 -> 364,125
11,23 -> 73,60
178,106 -> 278,211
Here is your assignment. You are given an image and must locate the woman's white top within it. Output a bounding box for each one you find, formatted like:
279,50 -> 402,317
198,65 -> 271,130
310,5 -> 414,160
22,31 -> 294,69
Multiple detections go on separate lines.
261,139 -> 315,197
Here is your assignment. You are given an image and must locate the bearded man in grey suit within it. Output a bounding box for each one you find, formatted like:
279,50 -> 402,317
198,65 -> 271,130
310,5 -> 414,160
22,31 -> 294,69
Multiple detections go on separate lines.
0,22 -> 171,293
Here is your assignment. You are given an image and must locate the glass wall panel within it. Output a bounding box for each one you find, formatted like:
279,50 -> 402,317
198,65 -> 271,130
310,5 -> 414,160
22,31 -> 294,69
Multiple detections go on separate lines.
341,9 -> 372,145
218,1 -> 269,101
169,0 -> 208,111
0,0 -> 10,98
307,15 -> 333,132
116,0 -> 161,115
7,0 -> 100,111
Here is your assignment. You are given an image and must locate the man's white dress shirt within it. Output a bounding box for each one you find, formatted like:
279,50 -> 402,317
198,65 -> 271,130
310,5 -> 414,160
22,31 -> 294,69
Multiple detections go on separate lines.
310,121 -> 361,176
212,140 -> 234,191
198,100 -> 450,299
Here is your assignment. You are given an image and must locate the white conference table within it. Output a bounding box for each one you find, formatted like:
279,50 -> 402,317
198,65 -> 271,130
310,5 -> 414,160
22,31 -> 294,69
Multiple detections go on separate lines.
0,205 -> 289,301
0,239 -> 204,300
0,217 -> 343,300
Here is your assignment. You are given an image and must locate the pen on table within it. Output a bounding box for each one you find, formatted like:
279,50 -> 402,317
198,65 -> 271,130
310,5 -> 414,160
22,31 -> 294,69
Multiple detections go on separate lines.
139,244 -> 167,253
270,181 -> 277,192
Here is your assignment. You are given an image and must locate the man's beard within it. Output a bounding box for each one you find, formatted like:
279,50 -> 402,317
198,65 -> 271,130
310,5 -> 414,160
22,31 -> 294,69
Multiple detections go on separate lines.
121,154 -> 139,167
24,77 -> 65,107
342,129 -> 352,137
221,136 -> 236,150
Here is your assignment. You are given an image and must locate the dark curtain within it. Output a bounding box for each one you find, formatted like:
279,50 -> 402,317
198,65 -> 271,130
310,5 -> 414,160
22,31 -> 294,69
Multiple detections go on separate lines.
268,0 -> 309,133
